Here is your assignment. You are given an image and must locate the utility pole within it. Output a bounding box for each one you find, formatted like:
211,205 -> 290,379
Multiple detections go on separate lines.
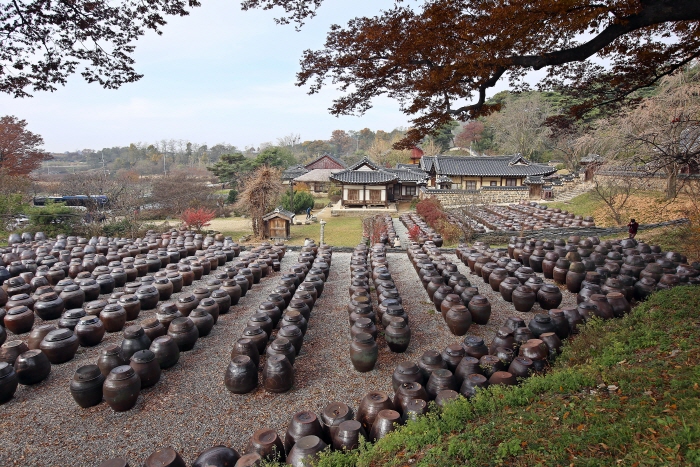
101,150 -> 107,176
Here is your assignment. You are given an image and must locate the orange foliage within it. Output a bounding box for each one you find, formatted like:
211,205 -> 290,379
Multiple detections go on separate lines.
180,207 -> 216,232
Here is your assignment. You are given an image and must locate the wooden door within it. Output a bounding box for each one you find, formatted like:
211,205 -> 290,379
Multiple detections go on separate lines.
269,218 -> 287,238
369,190 -> 381,202
347,189 -> 360,201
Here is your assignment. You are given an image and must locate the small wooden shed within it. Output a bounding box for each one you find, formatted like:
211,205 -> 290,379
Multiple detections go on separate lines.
262,207 -> 295,240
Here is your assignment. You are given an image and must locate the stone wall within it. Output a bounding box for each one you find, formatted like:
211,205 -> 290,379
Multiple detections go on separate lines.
470,218 -> 690,244
595,171 -> 700,193
419,186 -> 530,206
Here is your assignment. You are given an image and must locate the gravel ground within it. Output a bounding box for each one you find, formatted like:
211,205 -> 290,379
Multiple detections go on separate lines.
0,241 -> 580,466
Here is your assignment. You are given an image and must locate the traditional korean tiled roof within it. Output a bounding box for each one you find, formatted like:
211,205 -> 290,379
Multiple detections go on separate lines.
580,154 -> 604,164
330,169 -> 398,185
262,206 -> 295,220
304,153 -> 347,170
436,175 -> 453,184
524,176 -> 545,185
293,169 -> 343,183
420,155 -> 556,177
385,168 -> 430,183
347,156 -> 382,171
282,165 -> 309,180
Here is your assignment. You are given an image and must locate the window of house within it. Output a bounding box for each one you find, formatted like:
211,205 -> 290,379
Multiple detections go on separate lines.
490,181 -> 498,186
505,178 -> 518,186
404,186 -> 416,196
466,181 -> 477,190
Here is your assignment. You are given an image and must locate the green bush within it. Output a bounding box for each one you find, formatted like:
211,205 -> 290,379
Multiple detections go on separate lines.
102,218 -> 140,237
26,202 -> 82,237
226,189 -> 238,204
280,190 -> 315,214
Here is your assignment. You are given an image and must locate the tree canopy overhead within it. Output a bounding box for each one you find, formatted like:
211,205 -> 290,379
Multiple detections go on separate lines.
1,0 -> 200,97
247,0 -> 700,148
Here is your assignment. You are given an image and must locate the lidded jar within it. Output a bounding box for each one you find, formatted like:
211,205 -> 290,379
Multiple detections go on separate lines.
150,335 -> 180,369
121,325 -> 152,361
100,304 -> 127,333
70,364 -> 105,408
129,349 -> 161,388
350,332 -> 378,373
4,305 -> 35,334
262,354 -> 294,393
97,343 -> 127,377
14,349 -> 51,385
167,317 -> 199,351
103,365 -> 140,412
40,328 -> 79,363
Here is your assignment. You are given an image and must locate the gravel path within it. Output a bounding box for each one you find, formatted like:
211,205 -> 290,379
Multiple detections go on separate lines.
0,246 -> 579,466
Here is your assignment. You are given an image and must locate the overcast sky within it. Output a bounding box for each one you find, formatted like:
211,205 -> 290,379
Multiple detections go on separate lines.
1,0 -> 518,153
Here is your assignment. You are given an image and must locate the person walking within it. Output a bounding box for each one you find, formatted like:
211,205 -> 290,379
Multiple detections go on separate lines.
306,206 -> 312,220
627,218 -> 639,239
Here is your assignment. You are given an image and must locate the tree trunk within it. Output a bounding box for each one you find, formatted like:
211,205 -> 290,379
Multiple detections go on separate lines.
666,169 -> 678,200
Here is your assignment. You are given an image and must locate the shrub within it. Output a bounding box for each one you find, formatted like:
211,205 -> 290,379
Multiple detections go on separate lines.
226,189 -> 238,204
180,207 -> 216,232
26,201 -> 82,237
280,190 -> 315,214
408,225 -> 421,241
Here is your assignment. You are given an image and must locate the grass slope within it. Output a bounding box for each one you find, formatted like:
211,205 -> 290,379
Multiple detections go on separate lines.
307,286 -> 700,466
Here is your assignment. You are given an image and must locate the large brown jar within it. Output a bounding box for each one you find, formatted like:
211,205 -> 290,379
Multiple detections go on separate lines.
462,336 -> 489,359
267,337 -> 296,365
231,338 -> 260,367
459,373 -> 489,398
356,391 -> 394,433
100,304 -> 127,333
150,335 -> 180,369
426,369 -> 457,399
246,429 -> 285,462
84,299 -> 108,317
118,295 -> 141,321
141,317 -> 166,341
384,317 -> 411,353
350,333 -> 378,372
40,328 -> 79,363
97,344 -> 127,377
33,292 -> 65,320
284,411 -> 325,454
418,350 -> 447,380
332,420 -> 365,451
444,305 -> 472,336
121,325 -> 152,361
14,349 -> 51,385
70,364 -> 105,408
512,286 -> 536,312
279,325 -> 303,355
262,354 -> 293,393
0,362 -> 18,403
4,305 -> 34,334
394,381 -> 429,415
321,402 -> 354,442
0,340 -> 29,365
103,365 -> 140,412
454,356 -> 481,387
167,317 -> 199,351
130,349 -> 161,388
192,446 -> 240,467
498,277 -> 520,302
468,295 -> 491,325
175,294 -> 199,317
392,361 -> 424,392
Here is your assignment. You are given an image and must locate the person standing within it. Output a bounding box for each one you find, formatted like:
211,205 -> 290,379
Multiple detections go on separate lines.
306,206 -> 312,220
627,218 -> 639,239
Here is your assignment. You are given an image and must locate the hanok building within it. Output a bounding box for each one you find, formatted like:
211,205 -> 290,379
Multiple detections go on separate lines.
420,154 -> 557,190
285,154 -> 348,194
329,157 -> 429,207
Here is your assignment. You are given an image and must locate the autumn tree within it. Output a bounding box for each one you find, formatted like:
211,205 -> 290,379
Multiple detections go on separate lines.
235,166 -> 284,238
0,116 -> 52,174
242,0 -> 700,148
330,130 -> 354,155
1,0 -> 201,97
149,170 -> 216,216
454,121 -> 485,151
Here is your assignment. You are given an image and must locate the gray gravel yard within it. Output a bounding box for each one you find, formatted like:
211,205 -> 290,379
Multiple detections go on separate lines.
0,246 -> 578,466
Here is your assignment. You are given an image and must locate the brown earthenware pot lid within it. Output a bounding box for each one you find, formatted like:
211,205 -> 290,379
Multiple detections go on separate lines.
7,305 -> 30,315
141,317 -> 159,329
123,325 -> 144,338
211,290 -> 228,298
86,300 -> 108,310
243,326 -> 263,336
11,293 -> 30,300
77,316 -> 100,326
101,343 -> 121,356
178,294 -> 196,303
170,317 -> 194,332
103,304 -> 124,313
109,365 -> 135,380
80,279 -> 97,285
119,294 -> 139,303
200,298 -> 215,306
137,286 -> 156,294
130,349 -> 155,363
279,325 -> 301,336
63,308 -> 86,318
44,328 -> 73,342
397,361 -> 419,374
74,364 -> 102,382
158,303 -> 178,314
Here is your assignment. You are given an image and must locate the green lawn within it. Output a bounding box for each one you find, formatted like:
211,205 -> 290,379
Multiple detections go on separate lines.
296,286 -> 700,466
287,216 -> 363,247
542,191 -> 602,217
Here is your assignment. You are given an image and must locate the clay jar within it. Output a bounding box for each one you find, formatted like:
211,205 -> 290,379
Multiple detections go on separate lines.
392,361 -> 424,392
156,303 -> 181,331
211,290 -> 232,316
33,292 -> 65,320
284,411 -> 325,454
103,365 -> 141,412
499,277 -> 521,302
439,294 -> 463,318
242,326 -> 268,354
356,391 -> 394,433
384,317 -> 411,353
70,364 -> 105,408
97,344 -> 127,377
167,317 -> 199,351
444,304 -> 472,336
459,373 -> 489,398
141,317 -> 166,342
279,325 -> 304,355
369,410 -> 401,442
59,308 -> 86,330
130,349 -> 161,388
121,325 -> 152,361
418,350 -> 447,380
40,328 -> 79,363
192,446 -> 241,467
190,309 -> 215,337
175,294 -> 199,317
332,420 -> 365,451
246,429 -> 285,462
118,295 -> 141,321
262,354 -> 294,393
321,402 -> 354,442
462,335 -> 489,360
537,284 -> 563,310
150,335 -> 180,369
489,327 -> 516,354
527,313 -> 557,339
350,332 -> 378,372
100,304 -> 127,333
394,381 -> 429,414
426,368 -> 457,399
454,356 -> 481,387
14,349 -> 51,385
512,286 -> 537,312
607,292 -> 631,318
231,338 -> 260,368
468,295 -> 491,325
0,362 -> 19,403
27,324 -> 57,350
0,340 -> 29,365
351,317 -> 378,341
4,305 -> 34,334
267,337 -> 296,365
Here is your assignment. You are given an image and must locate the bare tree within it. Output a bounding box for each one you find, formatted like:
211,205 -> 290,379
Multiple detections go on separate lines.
235,166 -> 284,238
591,166 -> 637,226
